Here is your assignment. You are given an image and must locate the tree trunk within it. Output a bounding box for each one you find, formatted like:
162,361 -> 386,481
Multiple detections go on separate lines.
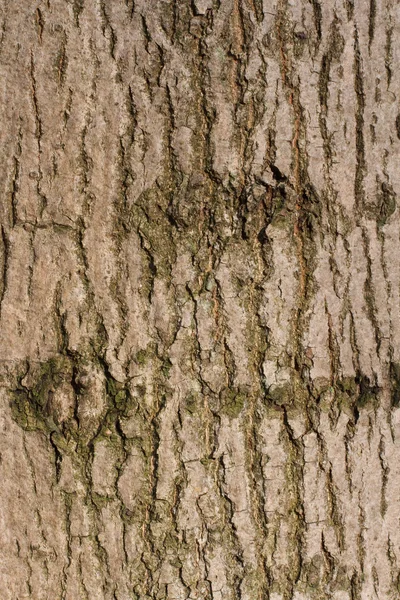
0,1 -> 399,598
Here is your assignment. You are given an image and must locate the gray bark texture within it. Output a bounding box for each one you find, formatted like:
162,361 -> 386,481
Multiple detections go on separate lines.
0,0 -> 399,598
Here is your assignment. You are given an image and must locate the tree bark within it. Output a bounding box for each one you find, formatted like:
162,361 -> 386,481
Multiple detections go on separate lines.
0,1 -> 399,598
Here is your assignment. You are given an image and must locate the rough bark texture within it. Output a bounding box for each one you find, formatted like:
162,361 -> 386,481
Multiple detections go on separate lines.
1,0 -> 400,598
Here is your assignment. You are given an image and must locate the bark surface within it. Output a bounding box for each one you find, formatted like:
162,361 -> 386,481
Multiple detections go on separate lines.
0,1 -> 400,599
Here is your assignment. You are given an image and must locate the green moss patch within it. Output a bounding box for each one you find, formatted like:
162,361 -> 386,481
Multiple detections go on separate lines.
220,388 -> 246,418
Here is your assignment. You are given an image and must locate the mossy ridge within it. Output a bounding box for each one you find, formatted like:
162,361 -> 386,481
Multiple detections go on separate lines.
10,355 -> 134,453
267,381 -> 292,407
334,374 -> 380,416
9,355 -> 159,543
91,491 -> 114,511
266,373 -> 309,411
305,373 -> 383,430
183,391 -> 202,415
11,356 -> 72,434
263,369 -> 384,423
220,387 -> 247,418
296,554 -> 351,597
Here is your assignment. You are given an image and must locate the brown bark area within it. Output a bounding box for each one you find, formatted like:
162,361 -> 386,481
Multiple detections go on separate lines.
0,0 -> 400,598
